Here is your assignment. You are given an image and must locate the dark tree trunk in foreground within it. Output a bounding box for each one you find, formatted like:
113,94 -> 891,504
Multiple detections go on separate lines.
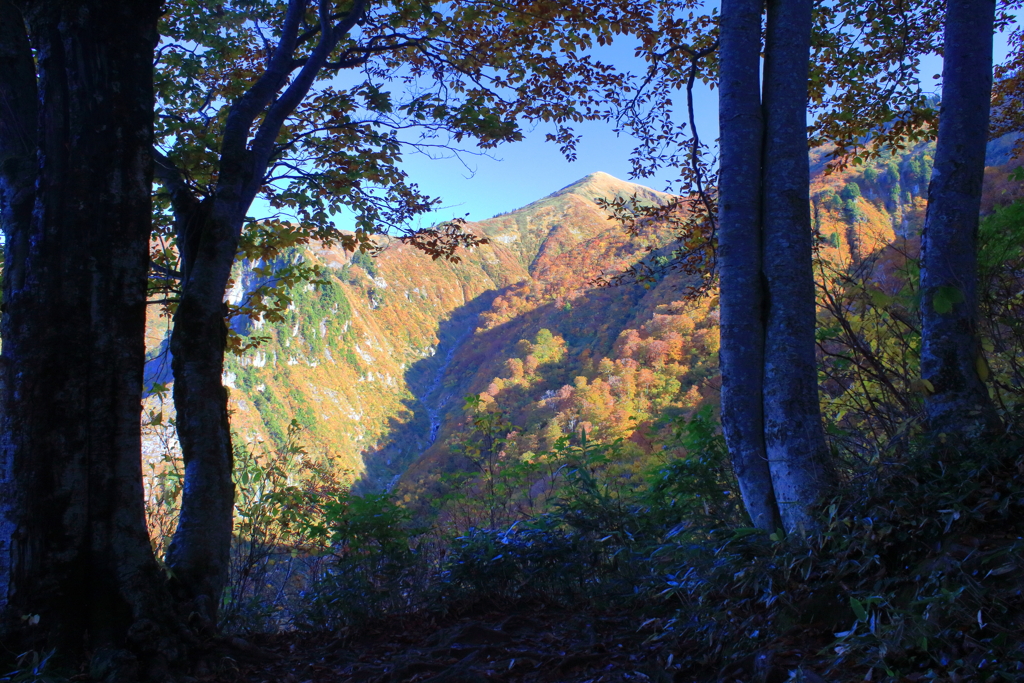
717,0 -> 782,531
0,0 -> 38,627
0,0 -> 180,672
760,0 -> 833,534
159,0 -> 369,618
919,0 -> 1000,437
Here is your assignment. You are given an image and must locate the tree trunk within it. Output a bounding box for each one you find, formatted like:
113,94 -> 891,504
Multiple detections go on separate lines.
165,204 -> 239,620
717,0 -> 782,531
761,0 -> 833,535
919,0 -> 999,437
0,0 -> 38,626
0,0 -> 181,672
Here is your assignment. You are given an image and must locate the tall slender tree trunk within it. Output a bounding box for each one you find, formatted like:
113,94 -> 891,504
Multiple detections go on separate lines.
717,0 -> 782,531
919,0 -> 1000,437
164,204 -> 239,621
0,0 -> 38,625
760,0 -> 833,534
0,0 -> 181,672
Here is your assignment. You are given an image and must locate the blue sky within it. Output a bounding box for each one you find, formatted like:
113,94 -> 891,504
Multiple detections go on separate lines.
253,23 -> 1016,233
397,95 -> 717,226
394,31 -> 1016,228
397,40 -> 718,226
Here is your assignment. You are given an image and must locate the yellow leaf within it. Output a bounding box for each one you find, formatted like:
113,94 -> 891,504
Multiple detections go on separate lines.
910,378 -> 935,394
976,355 -> 990,382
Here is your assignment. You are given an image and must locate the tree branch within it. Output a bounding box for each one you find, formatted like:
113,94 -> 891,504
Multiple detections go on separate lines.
153,148 -> 210,282
685,40 -> 718,235
242,0 -> 370,208
150,262 -> 183,281
153,148 -> 199,210
219,0 -> 308,174
307,38 -> 426,70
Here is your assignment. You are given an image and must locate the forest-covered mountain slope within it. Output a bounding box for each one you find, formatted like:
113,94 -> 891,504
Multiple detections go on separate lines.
387,142 -> 967,503
143,172 -> 678,485
143,141 -> 1019,500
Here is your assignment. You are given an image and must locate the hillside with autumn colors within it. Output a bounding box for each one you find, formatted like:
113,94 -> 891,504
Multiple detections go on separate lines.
141,173 -> 674,481
142,140 -> 1020,505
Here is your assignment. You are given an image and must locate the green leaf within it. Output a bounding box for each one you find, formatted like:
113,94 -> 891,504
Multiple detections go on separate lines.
976,354 -> 990,381
868,288 -> 893,308
850,597 -> 868,622
932,285 -> 964,314
730,527 -> 761,540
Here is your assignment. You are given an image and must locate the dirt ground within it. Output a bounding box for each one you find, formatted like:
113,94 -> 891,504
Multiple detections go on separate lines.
215,604 -> 822,683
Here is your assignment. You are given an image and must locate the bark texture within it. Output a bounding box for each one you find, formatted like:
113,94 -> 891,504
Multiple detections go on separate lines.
919,0 -> 999,436
0,0 -> 179,670
0,0 -> 38,621
760,0 -> 833,534
717,0 -> 782,531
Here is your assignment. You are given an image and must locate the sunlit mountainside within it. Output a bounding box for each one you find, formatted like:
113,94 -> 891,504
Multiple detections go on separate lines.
143,140 -> 1020,502
143,172 -> 677,481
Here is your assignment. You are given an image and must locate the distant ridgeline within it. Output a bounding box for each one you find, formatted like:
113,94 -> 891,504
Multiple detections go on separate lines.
143,142 -> 1022,499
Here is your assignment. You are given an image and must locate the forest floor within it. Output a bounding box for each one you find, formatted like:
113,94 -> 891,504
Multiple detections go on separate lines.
217,603 -> 826,683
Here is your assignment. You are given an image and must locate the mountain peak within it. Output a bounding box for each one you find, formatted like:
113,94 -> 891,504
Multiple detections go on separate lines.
546,172 -> 672,205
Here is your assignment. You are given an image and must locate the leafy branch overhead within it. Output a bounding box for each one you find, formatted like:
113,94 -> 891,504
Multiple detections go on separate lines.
150,0 -> 705,326
153,0 -> 671,251
584,0 -> 957,290
396,218 -> 489,263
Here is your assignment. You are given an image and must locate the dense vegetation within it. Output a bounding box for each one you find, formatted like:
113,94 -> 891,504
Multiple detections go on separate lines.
186,144 -> 945,493
142,237 -> 1024,678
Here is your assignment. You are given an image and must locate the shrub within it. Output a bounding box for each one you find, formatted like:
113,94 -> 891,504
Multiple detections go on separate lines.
840,181 -> 862,201
296,491 -> 426,630
438,521 -> 596,609
351,249 -> 377,278
818,188 -> 842,211
221,421 -> 345,632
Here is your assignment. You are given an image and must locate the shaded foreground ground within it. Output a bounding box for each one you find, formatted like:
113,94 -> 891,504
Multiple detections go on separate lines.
221,604 -> 823,683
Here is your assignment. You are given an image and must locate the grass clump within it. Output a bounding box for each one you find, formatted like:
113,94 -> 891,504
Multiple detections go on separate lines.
645,431 -> 1024,682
